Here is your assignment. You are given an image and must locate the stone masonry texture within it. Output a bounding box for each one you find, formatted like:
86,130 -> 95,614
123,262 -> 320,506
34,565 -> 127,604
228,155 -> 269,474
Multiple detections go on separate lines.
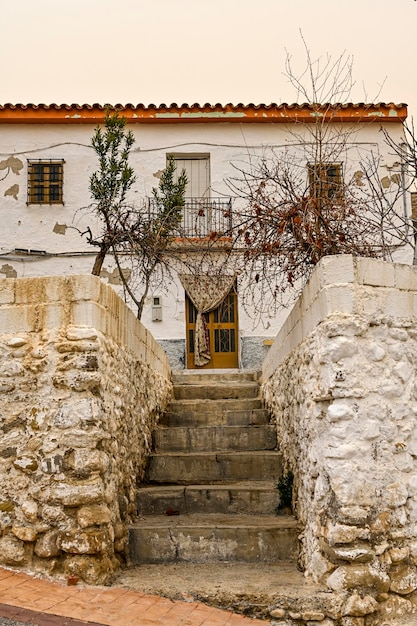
0,276 -> 172,585
262,256 -> 417,625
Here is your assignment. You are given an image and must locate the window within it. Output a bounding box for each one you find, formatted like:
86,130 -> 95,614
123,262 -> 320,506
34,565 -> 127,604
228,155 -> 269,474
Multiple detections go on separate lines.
170,154 -> 210,198
27,160 -> 64,204
308,162 -> 343,201
166,154 -> 232,237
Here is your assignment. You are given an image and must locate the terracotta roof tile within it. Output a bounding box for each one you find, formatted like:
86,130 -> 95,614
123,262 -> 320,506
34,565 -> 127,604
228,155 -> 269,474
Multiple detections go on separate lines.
0,102 -> 407,123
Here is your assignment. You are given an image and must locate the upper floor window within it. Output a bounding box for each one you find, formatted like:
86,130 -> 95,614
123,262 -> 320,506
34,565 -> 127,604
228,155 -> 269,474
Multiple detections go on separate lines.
168,154 -> 232,237
308,162 -> 343,201
27,160 -> 64,204
170,154 -> 210,198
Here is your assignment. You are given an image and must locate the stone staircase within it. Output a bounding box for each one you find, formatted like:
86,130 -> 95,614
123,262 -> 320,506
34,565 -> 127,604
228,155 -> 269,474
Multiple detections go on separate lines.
129,370 -> 300,566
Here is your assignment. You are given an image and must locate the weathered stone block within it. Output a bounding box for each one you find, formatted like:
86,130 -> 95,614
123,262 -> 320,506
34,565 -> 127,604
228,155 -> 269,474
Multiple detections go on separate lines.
34,530 -> 61,558
66,326 -> 99,342
67,449 -> 109,475
0,281 -> 15,305
340,618 -> 364,626
301,610 -> 326,621
77,504 -> 112,528
12,525 -> 37,542
320,540 -> 374,564
13,456 -> 38,472
0,360 -> 24,377
384,482 -> 409,508
327,564 -> 390,593
21,500 -> 38,523
62,554 -> 116,585
0,535 -> 26,565
342,593 -> 378,616
390,564 -> 417,595
32,478 -> 105,506
338,507 -> 369,526
327,402 -> 356,423
0,501 -> 14,513
41,505 -> 67,524
379,594 -> 415,622
52,371 -> 101,392
59,529 -> 109,554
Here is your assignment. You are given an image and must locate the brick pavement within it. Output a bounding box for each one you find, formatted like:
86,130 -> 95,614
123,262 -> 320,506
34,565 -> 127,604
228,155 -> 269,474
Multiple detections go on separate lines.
0,568 -> 266,626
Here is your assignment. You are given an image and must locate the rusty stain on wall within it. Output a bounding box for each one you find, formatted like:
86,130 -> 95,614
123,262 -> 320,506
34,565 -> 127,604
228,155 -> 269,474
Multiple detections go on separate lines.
53,223 -> 67,235
0,264 -> 17,278
100,267 -> 132,285
4,184 -> 19,200
381,174 -> 401,189
353,171 -> 364,187
0,156 -> 23,176
153,169 -> 163,179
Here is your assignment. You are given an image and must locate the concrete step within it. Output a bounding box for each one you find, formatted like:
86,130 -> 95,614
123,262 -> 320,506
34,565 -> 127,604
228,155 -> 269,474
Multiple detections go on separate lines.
137,482 -> 280,515
172,371 -> 260,385
154,425 -> 277,452
112,562 -> 330,622
173,382 -> 259,401
146,451 -> 283,484
129,513 -> 300,564
162,400 -> 267,427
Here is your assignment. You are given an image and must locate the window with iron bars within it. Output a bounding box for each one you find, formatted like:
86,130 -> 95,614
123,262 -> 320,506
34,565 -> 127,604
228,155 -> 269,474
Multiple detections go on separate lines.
308,162 -> 343,201
27,160 -> 64,204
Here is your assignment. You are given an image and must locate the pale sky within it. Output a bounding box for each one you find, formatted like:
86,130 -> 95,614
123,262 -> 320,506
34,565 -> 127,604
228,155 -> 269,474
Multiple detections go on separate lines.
2,0 -> 417,118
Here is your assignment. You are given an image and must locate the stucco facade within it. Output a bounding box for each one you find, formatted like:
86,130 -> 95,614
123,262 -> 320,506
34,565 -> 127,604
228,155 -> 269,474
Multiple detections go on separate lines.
0,103 -> 411,369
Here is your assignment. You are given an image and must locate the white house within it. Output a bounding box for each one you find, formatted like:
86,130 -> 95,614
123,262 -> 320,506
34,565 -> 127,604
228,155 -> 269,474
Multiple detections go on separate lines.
0,102 -> 410,369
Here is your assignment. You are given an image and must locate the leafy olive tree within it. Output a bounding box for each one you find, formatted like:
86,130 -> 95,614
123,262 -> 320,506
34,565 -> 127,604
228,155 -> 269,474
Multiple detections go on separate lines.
88,109 -> 136,276
85,109 -> 187,319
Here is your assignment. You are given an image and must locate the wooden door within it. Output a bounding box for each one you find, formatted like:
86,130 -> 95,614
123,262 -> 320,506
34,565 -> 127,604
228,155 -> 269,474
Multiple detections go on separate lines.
185,288 -> 239,369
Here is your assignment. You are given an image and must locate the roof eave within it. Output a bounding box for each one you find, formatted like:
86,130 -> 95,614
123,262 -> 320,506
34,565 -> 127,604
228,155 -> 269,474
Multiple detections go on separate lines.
0,102 -> 408,124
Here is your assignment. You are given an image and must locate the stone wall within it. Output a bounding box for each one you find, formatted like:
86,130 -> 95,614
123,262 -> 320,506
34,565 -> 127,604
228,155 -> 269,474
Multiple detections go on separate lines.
262,256 -> 417,624
0,275 -> 171,584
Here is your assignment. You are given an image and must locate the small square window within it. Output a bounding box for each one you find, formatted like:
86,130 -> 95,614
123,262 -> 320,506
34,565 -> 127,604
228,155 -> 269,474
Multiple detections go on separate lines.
308,162 -> 343,201
27,160 -> 64,204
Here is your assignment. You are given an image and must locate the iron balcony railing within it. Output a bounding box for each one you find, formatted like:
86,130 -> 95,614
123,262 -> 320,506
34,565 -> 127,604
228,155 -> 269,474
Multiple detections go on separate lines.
147,197 -> 233,238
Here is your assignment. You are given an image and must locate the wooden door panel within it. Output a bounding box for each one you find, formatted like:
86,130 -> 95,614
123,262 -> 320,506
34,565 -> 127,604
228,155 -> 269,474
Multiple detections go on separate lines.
185,289 -> 238,369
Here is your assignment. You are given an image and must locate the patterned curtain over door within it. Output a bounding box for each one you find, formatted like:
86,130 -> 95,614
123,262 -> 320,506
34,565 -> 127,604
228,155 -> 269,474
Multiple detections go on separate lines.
180,274 -> 236,367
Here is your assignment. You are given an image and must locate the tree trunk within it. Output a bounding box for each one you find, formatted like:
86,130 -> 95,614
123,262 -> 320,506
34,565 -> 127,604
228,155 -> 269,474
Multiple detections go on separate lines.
92,245 -> 108,276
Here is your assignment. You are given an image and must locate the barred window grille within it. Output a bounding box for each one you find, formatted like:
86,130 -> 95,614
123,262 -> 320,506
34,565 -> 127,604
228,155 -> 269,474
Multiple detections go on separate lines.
27,160 -> 64,204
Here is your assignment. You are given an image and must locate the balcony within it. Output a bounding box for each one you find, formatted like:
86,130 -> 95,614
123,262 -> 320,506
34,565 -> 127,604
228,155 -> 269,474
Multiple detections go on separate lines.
147,197 -> 233,238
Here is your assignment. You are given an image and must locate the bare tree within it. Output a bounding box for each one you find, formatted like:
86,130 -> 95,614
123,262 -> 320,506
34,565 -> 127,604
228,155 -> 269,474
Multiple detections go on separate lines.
384,119 -> 417,180
228,39 -> 412,317
383,120 -> 417,262
115,156 -> 188,319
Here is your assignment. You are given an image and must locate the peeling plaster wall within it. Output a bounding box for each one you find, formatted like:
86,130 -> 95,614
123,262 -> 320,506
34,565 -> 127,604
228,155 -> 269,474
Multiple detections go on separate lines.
0,121 -> 411,364
262,256 -> 417,623
0,275 -> 171,584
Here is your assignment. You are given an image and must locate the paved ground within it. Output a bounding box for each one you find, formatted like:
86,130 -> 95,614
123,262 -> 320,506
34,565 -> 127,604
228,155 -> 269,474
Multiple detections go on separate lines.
0,568 -> 265,626
111,562 -> 323,620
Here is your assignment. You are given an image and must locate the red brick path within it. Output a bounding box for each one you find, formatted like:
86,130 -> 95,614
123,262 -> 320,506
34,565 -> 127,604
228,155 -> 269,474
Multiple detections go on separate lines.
0,568 -> 265,626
